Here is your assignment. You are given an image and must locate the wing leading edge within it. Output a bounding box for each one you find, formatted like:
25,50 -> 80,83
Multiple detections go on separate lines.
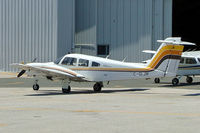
11,63 -> 85,80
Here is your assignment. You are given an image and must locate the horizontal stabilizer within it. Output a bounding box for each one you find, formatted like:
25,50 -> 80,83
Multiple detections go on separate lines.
157,37 -> 195,46
142,50 -> 156,54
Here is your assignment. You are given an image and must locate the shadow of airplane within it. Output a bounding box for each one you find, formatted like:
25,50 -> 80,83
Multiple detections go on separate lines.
158,82 -> 200,88
24,88 -> 149,96
183,93 -> 200,96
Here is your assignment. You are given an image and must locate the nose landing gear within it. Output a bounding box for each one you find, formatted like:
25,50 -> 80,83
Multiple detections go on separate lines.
33,79 -> 39,91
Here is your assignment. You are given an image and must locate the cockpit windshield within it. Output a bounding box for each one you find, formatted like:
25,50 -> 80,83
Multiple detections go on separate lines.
61,57 -> 77,66
54,56 -> 64,64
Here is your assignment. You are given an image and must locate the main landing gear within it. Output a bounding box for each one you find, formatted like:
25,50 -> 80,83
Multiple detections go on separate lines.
172,76 -> 193,86
62,79 -> 71,93
61,81 -> 104,93
186,76 -> 193,84
93,82 -> 103,92
154,78 -> 160,83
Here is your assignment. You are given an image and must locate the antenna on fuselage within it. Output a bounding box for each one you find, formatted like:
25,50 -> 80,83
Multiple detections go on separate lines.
106,53 -> 111,59
122,56 -> 127,62
185,49 -> 191,53
192,48 -> 197,51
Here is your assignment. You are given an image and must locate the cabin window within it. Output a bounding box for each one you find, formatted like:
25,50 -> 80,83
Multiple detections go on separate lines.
185,58 -> 197,64
78,59 -> 89,67
92,61 -> 100,67
61,57 -> 77,66
54,56 -> 64,64
180,58 -> 184,64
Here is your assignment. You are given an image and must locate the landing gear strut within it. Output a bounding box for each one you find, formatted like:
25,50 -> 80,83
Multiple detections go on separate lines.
93,82 -> 103,92
62,86 -> 71,93
62,79 -> 71,94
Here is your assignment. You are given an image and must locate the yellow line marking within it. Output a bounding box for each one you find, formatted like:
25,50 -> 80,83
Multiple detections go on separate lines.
114,85 -> 122,88
0,72 -> 17,76
0,72 -> 27,77
0,123 -> 7,127
0,107 -> 199,117
73,110 -> 200,117
6,82 -> 24,85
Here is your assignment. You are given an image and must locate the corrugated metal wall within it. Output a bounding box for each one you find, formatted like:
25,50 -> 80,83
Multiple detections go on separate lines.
57,0 -> 75,57
97,0 -> 153,62
0,0 -> 75,71
75,0 -> 172,62
75,0 -> 97,55
0,0 -> 171,71
152,0 -> 172,50
75,0 -> 97,45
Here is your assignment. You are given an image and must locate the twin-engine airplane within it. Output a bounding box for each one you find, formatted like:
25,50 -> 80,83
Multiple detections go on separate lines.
11,37 -> 188,93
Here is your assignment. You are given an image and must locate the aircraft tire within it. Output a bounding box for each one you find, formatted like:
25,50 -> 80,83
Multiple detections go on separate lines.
33,84 -> 39,91
172,78 -> 179,86
93,83 -> 102,92
154,78 -> 160,83
186,77 -> 193,84
62,86 -> 71,93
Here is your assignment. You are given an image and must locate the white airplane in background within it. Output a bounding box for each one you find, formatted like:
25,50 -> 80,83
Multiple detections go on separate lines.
11,37 -> 188,93
143,43 -> 199,86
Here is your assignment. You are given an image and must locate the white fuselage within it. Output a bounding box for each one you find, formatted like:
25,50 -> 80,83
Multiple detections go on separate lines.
51,54 -> 166,82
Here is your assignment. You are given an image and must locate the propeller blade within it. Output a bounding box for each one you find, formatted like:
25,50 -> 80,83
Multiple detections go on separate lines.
17,70 -> 26,77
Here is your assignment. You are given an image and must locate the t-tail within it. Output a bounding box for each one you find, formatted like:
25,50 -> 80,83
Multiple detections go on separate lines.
147,37 -> 195,77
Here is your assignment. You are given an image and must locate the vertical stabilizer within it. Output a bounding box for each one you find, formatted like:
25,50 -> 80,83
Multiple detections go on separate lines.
147,37 -> 194,77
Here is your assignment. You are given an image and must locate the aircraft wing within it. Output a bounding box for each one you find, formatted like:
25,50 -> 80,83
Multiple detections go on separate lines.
11,63 -> 85,80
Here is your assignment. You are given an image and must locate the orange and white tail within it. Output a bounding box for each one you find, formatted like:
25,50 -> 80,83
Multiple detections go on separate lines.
147,37 -> 194,77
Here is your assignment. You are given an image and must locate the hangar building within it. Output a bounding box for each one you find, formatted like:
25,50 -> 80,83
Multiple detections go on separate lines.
0,0 -> 172,71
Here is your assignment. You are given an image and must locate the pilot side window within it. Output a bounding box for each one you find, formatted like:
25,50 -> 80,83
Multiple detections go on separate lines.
92,62 -> 100,67
185,58 -> 197,64
78,59 -> 89,67
61,57 -> 77,66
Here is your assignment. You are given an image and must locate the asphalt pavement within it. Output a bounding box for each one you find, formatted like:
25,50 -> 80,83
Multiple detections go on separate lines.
1,72 -> 200,133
